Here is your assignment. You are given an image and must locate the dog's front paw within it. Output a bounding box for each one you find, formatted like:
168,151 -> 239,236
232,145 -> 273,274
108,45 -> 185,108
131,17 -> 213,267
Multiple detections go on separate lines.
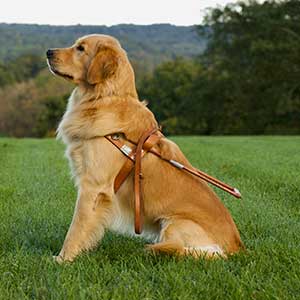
53,255 -> 70,264
144,244 -> 157,255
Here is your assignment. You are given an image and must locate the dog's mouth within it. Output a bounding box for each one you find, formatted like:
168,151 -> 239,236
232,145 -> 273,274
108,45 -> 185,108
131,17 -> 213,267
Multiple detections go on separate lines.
47,60 -> 74,80
53,69 -> 74,80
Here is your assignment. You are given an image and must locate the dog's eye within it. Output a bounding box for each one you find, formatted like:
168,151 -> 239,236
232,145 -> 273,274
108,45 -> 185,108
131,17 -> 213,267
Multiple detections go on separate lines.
76,45 -> 85,52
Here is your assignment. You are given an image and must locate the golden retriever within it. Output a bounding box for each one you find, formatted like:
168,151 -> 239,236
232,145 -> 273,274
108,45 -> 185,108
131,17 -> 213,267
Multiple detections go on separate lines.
46,34 -> 244,263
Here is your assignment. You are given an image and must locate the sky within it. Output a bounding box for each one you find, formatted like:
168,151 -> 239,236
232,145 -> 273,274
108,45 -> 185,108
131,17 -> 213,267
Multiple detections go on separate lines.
0,0 -> 235,26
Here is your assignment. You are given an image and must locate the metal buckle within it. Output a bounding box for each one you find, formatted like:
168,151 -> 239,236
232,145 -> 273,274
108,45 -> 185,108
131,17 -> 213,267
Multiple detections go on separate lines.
120,145 -> 132,156
169,159 -> 184,169
112,133 -> 121,140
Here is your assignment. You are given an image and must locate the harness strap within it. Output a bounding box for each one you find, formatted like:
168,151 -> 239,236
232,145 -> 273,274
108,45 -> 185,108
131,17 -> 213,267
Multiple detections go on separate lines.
105,131 -> 162,192
114,159 -> 134,192
105,129 -> 162,234
105,129 -> 241,235
143,147 -> 241,198
134,128 -> 160,234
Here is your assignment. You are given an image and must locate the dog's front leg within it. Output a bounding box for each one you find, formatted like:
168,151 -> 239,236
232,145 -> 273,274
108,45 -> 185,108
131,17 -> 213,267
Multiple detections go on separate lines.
55,187 -> 114,263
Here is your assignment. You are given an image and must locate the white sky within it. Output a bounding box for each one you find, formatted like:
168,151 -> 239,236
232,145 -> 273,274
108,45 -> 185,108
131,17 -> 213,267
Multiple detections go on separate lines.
0,0 -> 235,26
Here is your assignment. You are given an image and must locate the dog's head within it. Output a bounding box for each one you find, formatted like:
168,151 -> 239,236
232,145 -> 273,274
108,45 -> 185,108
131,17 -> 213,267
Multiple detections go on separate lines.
47,34 -> 137,96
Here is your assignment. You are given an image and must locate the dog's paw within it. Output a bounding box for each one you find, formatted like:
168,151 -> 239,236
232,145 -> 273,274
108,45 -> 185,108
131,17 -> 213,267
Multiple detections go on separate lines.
144,244 -> 156,255
53,255 -> 67,264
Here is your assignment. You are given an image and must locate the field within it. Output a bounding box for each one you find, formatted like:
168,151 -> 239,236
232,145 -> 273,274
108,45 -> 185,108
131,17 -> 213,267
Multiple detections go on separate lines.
0,136 -> 299,299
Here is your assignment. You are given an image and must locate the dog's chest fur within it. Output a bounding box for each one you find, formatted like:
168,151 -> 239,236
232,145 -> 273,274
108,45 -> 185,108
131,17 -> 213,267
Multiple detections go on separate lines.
56,89 -> 160,241
56,90 -> 85,181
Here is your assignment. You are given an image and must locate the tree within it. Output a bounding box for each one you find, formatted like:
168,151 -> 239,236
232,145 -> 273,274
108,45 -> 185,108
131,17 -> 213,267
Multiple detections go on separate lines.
0,70 -> 72,137
197,0 -> 300,134
0,63 -> 15,87
139,58 -> 203,135
8,54 -> 45,82
35,94 -> 69,137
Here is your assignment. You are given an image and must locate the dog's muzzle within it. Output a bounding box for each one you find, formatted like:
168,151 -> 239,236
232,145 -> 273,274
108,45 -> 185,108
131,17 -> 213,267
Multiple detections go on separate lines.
46,49 -> 55,59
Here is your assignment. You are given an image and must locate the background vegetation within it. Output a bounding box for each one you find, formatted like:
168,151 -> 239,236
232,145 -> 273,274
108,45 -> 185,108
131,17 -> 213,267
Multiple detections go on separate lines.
0,136 -> 299,299
140,0 -> 300,134
0,0 -> 299,137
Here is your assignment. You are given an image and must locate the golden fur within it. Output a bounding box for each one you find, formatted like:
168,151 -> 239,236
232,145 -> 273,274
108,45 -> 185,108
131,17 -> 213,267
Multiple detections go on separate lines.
47,34 -> 244,263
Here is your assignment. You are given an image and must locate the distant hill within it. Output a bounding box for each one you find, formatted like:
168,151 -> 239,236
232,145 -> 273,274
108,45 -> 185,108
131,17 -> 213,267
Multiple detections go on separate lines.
0,23 -> 205,71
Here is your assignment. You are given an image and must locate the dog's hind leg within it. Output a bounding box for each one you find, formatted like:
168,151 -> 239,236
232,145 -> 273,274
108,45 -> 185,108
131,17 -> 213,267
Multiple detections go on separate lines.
146,218 -> 226,259
55,188 -> 115,263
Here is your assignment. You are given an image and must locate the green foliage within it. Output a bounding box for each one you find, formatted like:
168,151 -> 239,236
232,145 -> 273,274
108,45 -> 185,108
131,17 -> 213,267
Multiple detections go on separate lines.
35,94 -> 70,137
0,136 -> 299,299
0,63 -> 15,86
8,54 -> 46,82
197,0 -> 300,134
0,54 -> 45,87
0,70 -> 72,137
141,0 -> 300,135
0,23 -> 205,72
139,58 -> 203,134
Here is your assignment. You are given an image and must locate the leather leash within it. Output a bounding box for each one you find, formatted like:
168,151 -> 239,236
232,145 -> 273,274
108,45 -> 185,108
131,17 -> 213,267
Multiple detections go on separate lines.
105,129 -> 241,234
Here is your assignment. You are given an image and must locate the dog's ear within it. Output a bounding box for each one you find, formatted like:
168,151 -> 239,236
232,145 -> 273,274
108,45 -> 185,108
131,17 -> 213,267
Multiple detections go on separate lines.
87,47 -> 119,85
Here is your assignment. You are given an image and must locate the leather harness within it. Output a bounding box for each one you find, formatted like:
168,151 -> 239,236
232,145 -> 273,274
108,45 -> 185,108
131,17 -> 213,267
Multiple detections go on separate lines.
105,128 -> 241,234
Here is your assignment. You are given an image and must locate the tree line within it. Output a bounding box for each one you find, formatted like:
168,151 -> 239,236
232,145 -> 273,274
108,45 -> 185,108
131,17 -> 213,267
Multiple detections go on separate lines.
140,0 -> 300,135
0,0 -> 299,137
0,23 -> 203,71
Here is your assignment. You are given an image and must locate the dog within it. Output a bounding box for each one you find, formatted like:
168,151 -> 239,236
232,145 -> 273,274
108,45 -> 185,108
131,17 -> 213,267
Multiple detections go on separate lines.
46,34 -> 244,263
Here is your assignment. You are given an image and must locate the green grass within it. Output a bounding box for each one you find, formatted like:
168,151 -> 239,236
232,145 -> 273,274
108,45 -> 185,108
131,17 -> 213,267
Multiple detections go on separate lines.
0,136 -> 299,300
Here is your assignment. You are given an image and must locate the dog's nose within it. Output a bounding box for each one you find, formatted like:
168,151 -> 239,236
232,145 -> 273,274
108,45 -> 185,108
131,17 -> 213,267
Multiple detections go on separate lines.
46,49 -> 54,59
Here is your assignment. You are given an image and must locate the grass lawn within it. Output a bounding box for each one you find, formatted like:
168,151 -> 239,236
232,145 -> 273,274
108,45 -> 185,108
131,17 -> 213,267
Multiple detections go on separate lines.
0,136 -> 299,299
